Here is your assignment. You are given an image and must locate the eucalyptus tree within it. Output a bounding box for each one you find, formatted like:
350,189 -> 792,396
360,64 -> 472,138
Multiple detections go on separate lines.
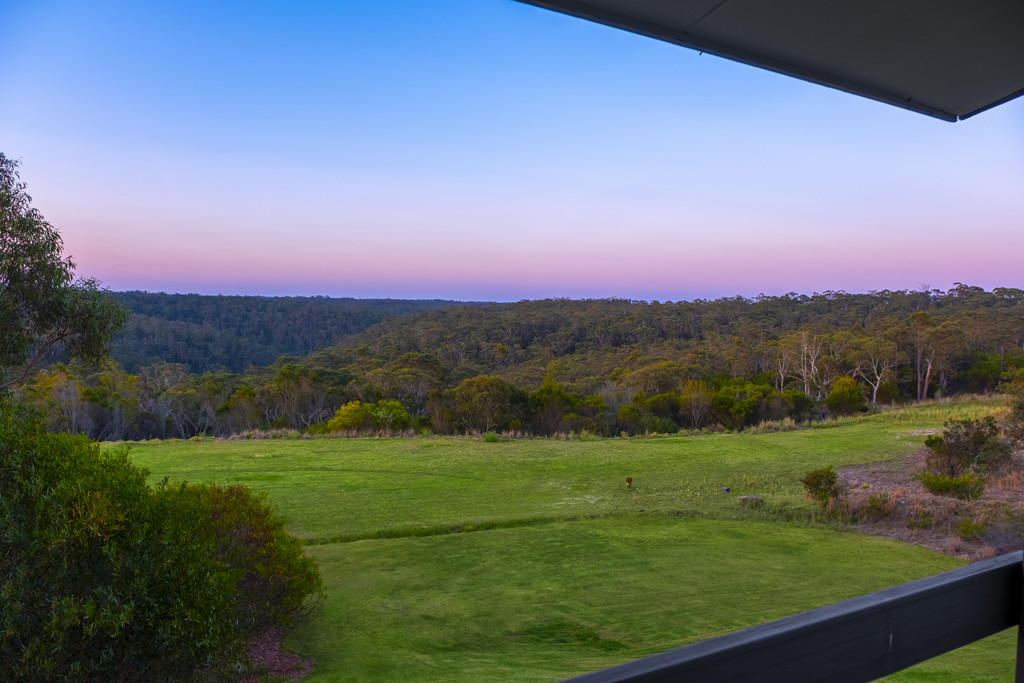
0,154 -> 128,390
850,335 -> 898,407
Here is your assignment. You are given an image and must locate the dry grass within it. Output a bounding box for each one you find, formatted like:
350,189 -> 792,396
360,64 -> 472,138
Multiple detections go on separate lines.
838,449 -> 1024,561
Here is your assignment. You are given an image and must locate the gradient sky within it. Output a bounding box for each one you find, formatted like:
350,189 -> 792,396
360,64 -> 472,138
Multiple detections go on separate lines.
2,1 -> 1022,302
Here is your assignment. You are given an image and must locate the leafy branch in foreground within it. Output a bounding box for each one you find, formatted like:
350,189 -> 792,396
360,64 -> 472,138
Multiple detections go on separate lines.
0,153 -> 128,390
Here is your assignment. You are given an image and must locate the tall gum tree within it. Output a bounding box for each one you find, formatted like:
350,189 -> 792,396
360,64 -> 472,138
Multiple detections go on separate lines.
0,154 -> 128,389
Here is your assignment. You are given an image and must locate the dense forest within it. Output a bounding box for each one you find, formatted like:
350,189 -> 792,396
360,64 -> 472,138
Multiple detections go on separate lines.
17,285 -> 1024,441
107,292 -> 471,372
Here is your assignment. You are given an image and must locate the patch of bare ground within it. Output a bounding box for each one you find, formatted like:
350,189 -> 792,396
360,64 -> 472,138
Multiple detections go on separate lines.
243,628 -> 313,682
838,440 -> 1024,562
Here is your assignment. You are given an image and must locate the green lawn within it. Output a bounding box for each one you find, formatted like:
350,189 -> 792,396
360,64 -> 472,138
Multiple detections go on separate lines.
124,418 -> 932,543
123,400 -> 1015,681
293,519 -> 982,682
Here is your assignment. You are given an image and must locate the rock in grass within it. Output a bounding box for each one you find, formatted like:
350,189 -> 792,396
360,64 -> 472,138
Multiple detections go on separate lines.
740,495 -> 764,508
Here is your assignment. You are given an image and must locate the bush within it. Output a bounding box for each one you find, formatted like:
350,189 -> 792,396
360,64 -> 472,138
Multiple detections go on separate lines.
369,399 -> 411,431
924,416 -> 1011,476
826,377 -> 867,416
1000,368 -> 1024,443
917,471 -> 986,500
958,517 -> 988,541
326,400 -> 371,431
800,466 -> 842,505
858,492 -> 898,522
639,414 -> 679,434
0,400 -> 323,681
326,399 -> 411,433
199,483 -> 323,633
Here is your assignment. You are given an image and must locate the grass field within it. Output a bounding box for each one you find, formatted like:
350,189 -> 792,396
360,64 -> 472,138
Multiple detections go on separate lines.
123,398 -> 1016,681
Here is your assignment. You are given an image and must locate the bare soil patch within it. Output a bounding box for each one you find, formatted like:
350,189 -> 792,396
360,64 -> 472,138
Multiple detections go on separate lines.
244,628 -> 313,682
838,438 -> 1024,561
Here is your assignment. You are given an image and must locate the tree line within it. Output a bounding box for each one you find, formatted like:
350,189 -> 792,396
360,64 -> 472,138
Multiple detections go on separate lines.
108,291 -> 470,373
18,287 -> 1024,439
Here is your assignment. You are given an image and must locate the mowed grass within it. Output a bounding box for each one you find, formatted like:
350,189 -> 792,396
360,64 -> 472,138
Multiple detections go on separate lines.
123,399 -> 1015,681
124,413 -> 952,543
291,519 -> 990,682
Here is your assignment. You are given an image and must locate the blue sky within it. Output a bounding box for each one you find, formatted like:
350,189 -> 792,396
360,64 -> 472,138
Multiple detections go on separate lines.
2,0 -> 1022,302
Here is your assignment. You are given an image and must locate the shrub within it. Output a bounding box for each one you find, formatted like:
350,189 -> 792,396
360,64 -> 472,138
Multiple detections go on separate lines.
917,471 -> 986,500
369,399 -> 411,431
639,414 -> 679,434
326,400 -> 371,431
0,400 -> 323,681
199,483 -> 323,633
800,466 -> 842,505
826,377 -> 867,416
326,399 -> 411,433
925,416 -> 1011,476
1000,368 -> 1024,444
858,492 -> 898,522
958,517 -> 988,541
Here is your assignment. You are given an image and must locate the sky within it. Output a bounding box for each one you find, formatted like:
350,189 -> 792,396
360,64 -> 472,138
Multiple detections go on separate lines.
1,1 -> 1022,303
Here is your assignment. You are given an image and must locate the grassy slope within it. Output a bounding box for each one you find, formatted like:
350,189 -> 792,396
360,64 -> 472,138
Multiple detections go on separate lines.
124,399 -> 1014,681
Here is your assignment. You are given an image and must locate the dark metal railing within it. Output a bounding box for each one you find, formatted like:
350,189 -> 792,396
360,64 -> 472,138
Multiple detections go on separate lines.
565,550 -> 1024,682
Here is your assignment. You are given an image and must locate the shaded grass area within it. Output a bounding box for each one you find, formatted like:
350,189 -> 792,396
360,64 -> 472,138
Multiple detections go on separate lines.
123,400 -> 1015,681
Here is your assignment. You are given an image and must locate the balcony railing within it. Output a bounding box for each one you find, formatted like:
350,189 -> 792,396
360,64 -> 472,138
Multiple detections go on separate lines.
565,550 -> 1023,682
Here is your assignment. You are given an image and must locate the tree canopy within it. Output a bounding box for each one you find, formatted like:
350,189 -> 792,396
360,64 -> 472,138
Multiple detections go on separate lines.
0,153 -> 129,389
15,286 -> 1024,439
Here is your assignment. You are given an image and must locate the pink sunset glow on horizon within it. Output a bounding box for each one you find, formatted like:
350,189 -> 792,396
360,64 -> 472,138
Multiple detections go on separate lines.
3,0 -> 1023,303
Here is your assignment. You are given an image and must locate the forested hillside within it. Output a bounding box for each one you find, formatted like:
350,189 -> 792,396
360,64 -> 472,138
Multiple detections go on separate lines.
18,285 -> 1024,441
108,292 -> 471,372
313,285 -> 1024,394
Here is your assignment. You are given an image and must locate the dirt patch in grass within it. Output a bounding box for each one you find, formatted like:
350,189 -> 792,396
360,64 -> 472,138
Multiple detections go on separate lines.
244,628 -> 313,682
838,446 -> 1024,561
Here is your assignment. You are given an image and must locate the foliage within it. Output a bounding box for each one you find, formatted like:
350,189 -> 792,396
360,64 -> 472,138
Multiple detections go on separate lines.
826,376 -> 867,415
199,483 -> 324,632
530,375 -> 582,434
999,368 -> 1024,443
323,399 -> 411,433
17,285 -> 1024,440
0,400 -> 322,680
445,374 -> 529,433
370,399 -> 411,431
0,154 -> 129,389
111,291 -> 465,373
800,465 -> 842,505
327,400 -> 372,431
916,471 -> 987,500
680,379 -> 714,428
856,492 -> 899,522
923,416 -> 1011,476
957,517 -> 988,541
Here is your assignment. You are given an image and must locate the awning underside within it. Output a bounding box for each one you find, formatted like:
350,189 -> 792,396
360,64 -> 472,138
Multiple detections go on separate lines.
516,0 -> 1024,121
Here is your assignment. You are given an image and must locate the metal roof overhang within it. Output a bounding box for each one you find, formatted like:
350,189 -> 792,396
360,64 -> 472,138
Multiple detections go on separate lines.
514,0 -> 1024,122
